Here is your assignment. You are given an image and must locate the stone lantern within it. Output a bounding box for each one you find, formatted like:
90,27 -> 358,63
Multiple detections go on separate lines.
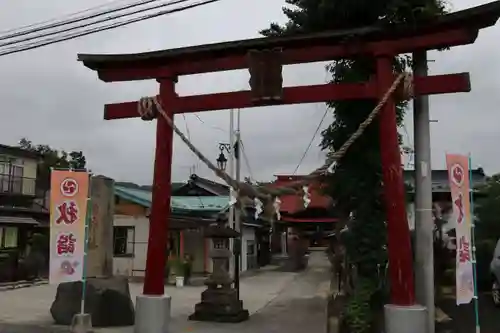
189,224 -> 249,322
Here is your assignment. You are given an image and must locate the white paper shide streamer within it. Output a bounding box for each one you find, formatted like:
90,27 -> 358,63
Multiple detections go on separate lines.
254,198 -> 263,220
228,187 -> 238,206
273,197 -> 282,221
302,186 -> 311,208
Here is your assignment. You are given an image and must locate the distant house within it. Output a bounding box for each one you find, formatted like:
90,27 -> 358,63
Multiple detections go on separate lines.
175,174 -> 338,256
0,144 -> 49,282
115,181 -> 186,194
172,174 -> 266,270
172,174 -> 229,196
403,168 -> 487,233
112,175 -> 265,278
112,185 -> 226,277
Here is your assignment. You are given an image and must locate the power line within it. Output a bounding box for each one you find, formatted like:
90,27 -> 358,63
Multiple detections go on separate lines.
292,108 -> 329,175
0,0 -> 213,54
0,0 -> 190,48
181,114 -> 198,175
401,124 -> 414,168
192,114 -> 227,133
291,67 -> 332,175
0,0 -> 165,41
0,0 -> 136,35
240,139 -> 254,181
0,0 -> 222,57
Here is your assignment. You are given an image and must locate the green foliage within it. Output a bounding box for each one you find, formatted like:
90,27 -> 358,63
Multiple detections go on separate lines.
344,278 -> 376,333
17,138 -> 87,189
474,239 -> 497,290
261,0 -> 448,36
475,174 -> 500,241
262,1 -> 447,331
30,233 -> 48,252
167,257 -> 185,276
474,174 -> 500,289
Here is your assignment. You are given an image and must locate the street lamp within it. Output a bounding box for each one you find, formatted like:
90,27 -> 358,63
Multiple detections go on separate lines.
216,143 -> 231,171
216,138 -> 243,300
216,152 -> 228,171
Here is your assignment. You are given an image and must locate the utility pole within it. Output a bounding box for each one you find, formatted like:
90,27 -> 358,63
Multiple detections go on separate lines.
234,109 -> 242,299
413,50 -> 435,333
228,110 -> 236,282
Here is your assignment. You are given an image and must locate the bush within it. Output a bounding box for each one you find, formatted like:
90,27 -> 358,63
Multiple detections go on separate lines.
475,239 -> 496,291
167,258 -> 184,277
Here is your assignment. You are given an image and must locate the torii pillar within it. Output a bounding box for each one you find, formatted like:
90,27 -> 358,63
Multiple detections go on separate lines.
134,78 -> 177,333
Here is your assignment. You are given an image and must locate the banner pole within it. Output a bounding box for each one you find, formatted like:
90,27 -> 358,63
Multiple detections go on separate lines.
80,174 -> 92,315
468,155 -> 481,333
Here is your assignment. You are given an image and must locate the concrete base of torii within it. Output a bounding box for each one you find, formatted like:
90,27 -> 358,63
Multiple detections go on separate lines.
134,295 -> 172,333
384,304 -> 427,333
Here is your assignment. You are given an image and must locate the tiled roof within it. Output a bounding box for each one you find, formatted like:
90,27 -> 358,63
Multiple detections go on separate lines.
403,168 -> 487,193
114,181 -> 186,192
267,175 -> 332,214
0,216 -> 39,225
114,186 -> 229,213
187,174 -> 229,195
0,144 -> 42,160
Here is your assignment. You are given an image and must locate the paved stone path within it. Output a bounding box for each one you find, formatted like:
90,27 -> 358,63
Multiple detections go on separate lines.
0,251 -> 330,333
170,251 -> 329,333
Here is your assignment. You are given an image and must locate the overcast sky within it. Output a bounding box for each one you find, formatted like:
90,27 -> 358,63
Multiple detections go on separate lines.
0,0 -> 498,186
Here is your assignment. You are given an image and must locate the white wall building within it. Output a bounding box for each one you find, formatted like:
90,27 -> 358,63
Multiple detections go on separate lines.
112,214 -> 259,277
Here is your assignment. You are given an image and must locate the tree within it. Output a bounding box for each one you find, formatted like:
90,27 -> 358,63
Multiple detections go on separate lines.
474,174 -> 500,288
262,1 -> 446,331
475,174 -> 500,241
17,138 -> 87,190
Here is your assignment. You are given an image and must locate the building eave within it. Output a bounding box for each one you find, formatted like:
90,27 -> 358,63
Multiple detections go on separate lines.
0,144 -> 43,161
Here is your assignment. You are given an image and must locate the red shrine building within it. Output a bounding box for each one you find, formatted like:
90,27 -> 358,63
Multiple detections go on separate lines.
269,175 -> 337,254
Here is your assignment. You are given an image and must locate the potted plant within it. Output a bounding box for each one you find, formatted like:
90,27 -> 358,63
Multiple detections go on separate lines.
168,257 -> 185,287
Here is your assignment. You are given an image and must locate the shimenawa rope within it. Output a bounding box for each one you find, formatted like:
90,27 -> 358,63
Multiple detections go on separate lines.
137,72 -> 413,214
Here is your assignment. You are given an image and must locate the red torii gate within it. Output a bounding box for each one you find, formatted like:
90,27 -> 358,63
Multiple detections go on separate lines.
78,1 -> 500,309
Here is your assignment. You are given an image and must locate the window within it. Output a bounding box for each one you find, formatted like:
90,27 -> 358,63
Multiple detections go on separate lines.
0,162 -> 8,193
167,232 -> 181,257
246,240 -> 255,256
0,157 -> 24,194
9,165 -> 23,193
0,226 -> 19,249
113,226 -> 135,257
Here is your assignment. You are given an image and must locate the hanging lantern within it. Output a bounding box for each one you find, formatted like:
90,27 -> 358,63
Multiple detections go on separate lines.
216,151 -> 228,171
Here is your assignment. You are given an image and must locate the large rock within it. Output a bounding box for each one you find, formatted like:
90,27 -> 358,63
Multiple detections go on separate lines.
50,277 -> 135,327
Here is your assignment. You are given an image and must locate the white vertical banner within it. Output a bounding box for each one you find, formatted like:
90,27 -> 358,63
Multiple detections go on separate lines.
49,170 -> 89,284
446,154 -> 474,305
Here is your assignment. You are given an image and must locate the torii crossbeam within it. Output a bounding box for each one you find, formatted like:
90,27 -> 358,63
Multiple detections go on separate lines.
78,1 -> 500,332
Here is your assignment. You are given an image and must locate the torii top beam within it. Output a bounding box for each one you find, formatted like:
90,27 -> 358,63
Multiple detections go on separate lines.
78,1 -> 500,82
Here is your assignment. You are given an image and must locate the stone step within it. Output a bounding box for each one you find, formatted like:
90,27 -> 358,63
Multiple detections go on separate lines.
0,279 -> 48,291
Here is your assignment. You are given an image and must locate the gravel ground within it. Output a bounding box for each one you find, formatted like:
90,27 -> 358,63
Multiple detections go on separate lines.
0,255 -> 328,333
437,292 -> 500,333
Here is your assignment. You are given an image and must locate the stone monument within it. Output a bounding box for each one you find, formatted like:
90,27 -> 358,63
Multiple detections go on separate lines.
86,175 -> 114,277
51,176 -> 135,327
189,224 -> 249,322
